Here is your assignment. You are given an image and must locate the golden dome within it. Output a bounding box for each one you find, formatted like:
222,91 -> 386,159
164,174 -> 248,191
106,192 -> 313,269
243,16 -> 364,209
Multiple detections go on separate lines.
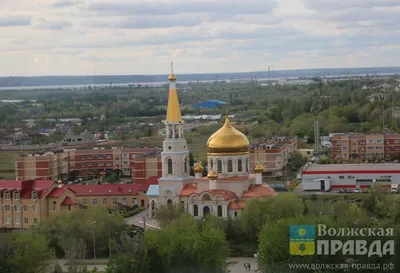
193,161 -> 203,173
168,73 -> 176,81
253,162 -> 264,173
207,168 -> 218,180
207,117 -> 249,155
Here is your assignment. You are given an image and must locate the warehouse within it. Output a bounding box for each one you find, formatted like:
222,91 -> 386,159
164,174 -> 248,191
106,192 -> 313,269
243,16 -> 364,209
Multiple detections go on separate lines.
301,163 -> 399,191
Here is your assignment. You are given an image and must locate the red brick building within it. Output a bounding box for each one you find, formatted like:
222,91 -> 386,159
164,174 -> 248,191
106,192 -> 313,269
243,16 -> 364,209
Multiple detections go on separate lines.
332,133 -> 400,161
15,148 -> 162,182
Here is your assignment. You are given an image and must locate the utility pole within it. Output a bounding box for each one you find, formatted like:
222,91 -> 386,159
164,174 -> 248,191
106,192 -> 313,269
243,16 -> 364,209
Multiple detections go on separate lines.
93,221 -> 97,269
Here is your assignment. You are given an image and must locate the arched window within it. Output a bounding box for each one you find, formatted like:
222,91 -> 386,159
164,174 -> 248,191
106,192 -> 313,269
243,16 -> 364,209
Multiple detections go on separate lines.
52,201 -> 57,211
246,159 -> 249,172
184,158 -> 188,174
167,159 -> 173,174
210,159 -> 213,169
217,205 -> 223,217
234,211 -> 238,217
203,194 -> 212,201
193,204 -> 198,216
217,160 -> 222,173
13,191 -> 20,200
238,159 -> 243,172
4,190 -> 10,200
31,191 -> 37,200
167,199 -> 173,207
227,160 -> 233,172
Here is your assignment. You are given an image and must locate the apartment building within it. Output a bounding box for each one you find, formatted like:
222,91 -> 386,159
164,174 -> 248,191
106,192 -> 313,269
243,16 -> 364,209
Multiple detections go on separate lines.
332,133 -> 400,161
15,147 -> 162,181
0,177 -> 157,230
249,136 -> 297,176
15,151 -> 69,181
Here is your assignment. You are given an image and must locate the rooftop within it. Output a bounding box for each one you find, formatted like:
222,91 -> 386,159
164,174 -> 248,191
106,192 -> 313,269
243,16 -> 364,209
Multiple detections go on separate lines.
303,163 -> 400,173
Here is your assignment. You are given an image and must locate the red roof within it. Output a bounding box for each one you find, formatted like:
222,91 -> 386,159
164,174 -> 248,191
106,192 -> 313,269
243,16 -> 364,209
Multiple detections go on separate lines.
180,183 -> 198,197
47,186 -> 76,198
185,189 -> 238,201
68,183 -> 142,196
0,179 -> 56,199
138,176 -> 159,192
242,184 -> 276,198
228,200 -> 245,210
61,196 -> 79,205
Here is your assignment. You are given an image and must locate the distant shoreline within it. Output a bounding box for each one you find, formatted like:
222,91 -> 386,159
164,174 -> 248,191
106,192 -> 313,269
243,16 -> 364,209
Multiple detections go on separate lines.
0,66 -> 399,90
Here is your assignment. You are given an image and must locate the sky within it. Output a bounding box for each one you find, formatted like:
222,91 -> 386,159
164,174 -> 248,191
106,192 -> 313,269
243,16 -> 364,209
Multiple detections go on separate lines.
1,0 -> 400,76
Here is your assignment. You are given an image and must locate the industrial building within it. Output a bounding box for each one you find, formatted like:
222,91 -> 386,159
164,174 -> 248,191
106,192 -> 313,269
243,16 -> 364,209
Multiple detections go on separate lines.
301,163 -> 399,191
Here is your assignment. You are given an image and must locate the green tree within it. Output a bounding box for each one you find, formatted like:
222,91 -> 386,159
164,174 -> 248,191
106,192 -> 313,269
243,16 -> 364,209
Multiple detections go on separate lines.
155,203 -> 186,228
11,230 -> 53,273
0,235 -> 14,273
106,173 -> 119,184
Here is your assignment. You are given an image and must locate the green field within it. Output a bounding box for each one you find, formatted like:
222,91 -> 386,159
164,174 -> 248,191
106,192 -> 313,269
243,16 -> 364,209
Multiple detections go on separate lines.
0,152 -> 19,179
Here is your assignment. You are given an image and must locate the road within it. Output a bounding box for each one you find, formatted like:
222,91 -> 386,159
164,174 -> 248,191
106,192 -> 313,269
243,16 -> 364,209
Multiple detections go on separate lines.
124,209 -> 161,229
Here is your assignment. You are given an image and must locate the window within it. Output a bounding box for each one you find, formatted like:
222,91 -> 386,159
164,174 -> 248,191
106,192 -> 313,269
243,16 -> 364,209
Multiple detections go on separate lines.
5,216 -> 11,224
122,198 -> 127,205
24,206 -> 28,212
202,194 -> 212,201
34,218 -> 38,225
246,159 -> 249,172
106,162 -> 112,167
33,206 -> 37,212
123,153 -> 128,158
123,161 -> 128,165
132,198 -> 137,205
112,198 -> 117,204
24,217 -> 28,225
5,205 -> 10,212
15,216 -> 20,225
234,211 -> 238,217
52,201 -> 57,211
93,199 -> 98,205
15,205 -> 20,212
217,205 -> 223,217
4,190 -> 10,200
217,160 -> 222,173
193,204 -> 198,217
227,160 -> 233,172
103,198 -> 107,205
99,155 -> 103,159
32,191 -> 37,200
184,158 -> 188,173
82,199 -> 87,206
167,159 -> 173,174
238,159 -> 243,172
210,159 -> 213,169
14,191 -> 20,200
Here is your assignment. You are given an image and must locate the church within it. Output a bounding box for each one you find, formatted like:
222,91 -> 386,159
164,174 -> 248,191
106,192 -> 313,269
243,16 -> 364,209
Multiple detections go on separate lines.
147,66 -> 276,219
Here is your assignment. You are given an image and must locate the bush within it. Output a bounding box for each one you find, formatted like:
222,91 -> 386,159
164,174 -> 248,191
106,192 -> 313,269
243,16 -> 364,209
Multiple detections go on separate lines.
123,207 -> 145,218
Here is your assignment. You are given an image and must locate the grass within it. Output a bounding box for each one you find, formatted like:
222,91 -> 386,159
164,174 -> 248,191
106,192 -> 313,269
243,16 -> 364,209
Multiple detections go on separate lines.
0,151 -> 20,179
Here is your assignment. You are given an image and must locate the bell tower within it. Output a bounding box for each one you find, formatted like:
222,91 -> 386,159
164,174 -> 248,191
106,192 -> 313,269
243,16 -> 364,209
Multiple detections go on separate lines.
158,63 -> 194,204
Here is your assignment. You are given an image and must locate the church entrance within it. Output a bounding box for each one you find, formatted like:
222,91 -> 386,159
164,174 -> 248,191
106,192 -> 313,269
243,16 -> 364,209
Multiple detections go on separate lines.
203,206 -> 210,216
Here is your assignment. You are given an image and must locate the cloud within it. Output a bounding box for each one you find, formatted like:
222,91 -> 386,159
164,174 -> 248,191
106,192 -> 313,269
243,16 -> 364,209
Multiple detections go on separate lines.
85,16 -> 203,29
0,0 -> 399,76
33,18 -> 72,30
304,0 -> 400,11
0,15 -> 32,27
87,0 -> 277,16
52,0 -> 82,8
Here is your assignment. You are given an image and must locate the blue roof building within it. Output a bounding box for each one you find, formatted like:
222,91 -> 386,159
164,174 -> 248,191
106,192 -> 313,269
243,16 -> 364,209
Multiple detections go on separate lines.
192,100 -> 228,109
146,185 -> 159,197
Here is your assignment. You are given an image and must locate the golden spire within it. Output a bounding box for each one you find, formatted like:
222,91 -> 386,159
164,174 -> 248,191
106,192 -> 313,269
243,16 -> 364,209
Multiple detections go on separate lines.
168,61 -> 176,81
166,62 -> 181,123
57,178 -> 63,184
253,162 -> 264,173
207,168 -> 218,180
193,161 -> 203,173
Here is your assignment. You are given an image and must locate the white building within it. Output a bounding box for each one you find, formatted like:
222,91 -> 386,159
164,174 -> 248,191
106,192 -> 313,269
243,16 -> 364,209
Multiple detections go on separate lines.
301,163 -> 398,191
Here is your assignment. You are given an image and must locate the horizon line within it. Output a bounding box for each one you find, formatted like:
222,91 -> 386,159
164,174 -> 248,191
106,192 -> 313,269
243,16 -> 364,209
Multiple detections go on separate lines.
1,65 -> 399,78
